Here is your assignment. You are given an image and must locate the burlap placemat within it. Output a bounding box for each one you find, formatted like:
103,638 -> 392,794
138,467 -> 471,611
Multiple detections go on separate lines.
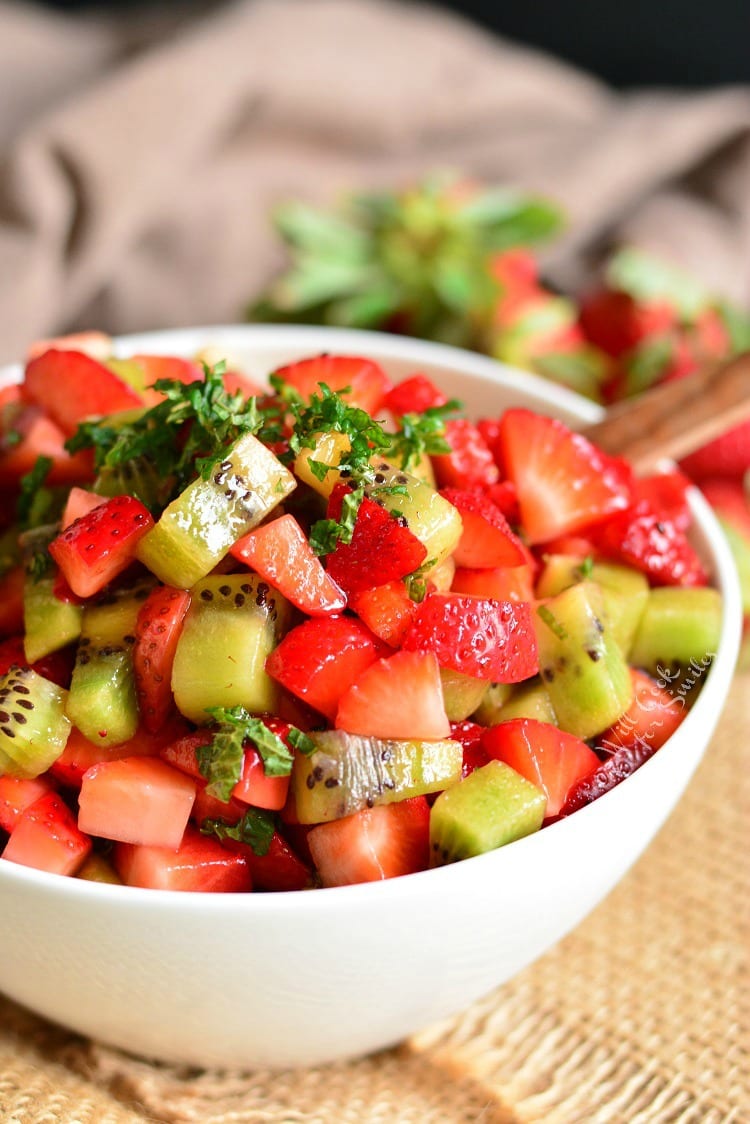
1,669 -> 747,1124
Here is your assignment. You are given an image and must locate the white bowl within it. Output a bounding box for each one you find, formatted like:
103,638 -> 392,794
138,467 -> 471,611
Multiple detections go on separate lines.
0,326 -> 742,1069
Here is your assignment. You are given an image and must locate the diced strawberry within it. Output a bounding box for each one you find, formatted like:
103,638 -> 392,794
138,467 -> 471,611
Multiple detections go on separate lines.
559,738 -> 657,816
349,580 -> 419,647
0,636 -> 76,688
0,774 -> 56,832
476,417 -> 503,464
401,593 -> 538,682
23,349 -> 144,435
307,797 -> 430,887
49,721 -> 185,788
130,354 -> 204,398
633,471 -> 692,531
2,791 -> 92,875
0,567 -> 24,638
49,495 -> 154,598
490,248 -> 540,291
161,721 -> 290,811
599,669 -> 685,754
484,479 -> 521,524
0,405 -> 93,487
451,563 -> 536,603
324,484 -> 427,595
231,514 -> 346,616
498,408 -> 632,544
232,748 -> 290,811
431,419 -> 499,489
384,374 -> 448,416
591,499 -> 707,586
133,585 -> 192,732
273,354 -> 392,415
679,419 -> 750,482
449,720 -> 490,778
482,717 -> 600,818
535,534 -> 596,559
61,487 -> 106,529
439,488 -> 527,568
230,830 -> 312,892
266,615 -> 389,721
335,649 -> 450,740
190,784 -> 247,827
699,478 -> 750,539
578,289 -> 677,359
221,369 -> 267,399
78,757 -> 196,848
113,826 -> 252,892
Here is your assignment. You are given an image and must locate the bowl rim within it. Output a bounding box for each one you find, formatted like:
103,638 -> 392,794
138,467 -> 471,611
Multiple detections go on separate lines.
0,324 -> 741,912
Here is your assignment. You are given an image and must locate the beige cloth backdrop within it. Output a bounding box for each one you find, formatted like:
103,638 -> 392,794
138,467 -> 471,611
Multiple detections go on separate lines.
1,0 -> 750,365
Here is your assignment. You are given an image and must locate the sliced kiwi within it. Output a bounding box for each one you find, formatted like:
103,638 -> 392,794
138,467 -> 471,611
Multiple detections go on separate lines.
536,555 -> 649,657
534,580 -> 633,739
20,525 -> 82,662
365,459 -> 462,569
491,679 -> 557,724
472,682 -> 515,726
0,665 -> 71,779
292,730 -> 463,824
429,760 -> 546,866
171,574 -> 291,724
66,582 -> 150,746
629,587 -> 722,674
440,667 -> 489,722
137,433 -> 296,588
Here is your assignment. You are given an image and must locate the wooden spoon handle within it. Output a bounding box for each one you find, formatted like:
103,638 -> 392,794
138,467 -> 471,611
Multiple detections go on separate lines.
582,351 -> 750,475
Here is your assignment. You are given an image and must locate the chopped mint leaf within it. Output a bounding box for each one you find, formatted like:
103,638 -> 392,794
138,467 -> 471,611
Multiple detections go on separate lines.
309,485 -> 364,557
536,603 -> 569,642
17,456 -> 54,531
389,400 -> 461,471
3,429 -> 22,449
576,556 -> 595,580
200,808 -> 276,856
285,382 -> 390,480
199,706 -> 294,802
288,726 -> 316,756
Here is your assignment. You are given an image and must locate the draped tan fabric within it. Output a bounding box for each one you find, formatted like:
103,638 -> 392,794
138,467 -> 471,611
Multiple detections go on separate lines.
0,0 -> 749,366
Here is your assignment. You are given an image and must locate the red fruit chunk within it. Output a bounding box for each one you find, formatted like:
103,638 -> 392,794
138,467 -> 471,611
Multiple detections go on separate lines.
273,354 -> 392,415
307,797 -> 430,887
325,484 -> 427,595
0,637 -> 76,688
3,791 -> 92,875
335,649 -> 450,740
579,289 -> 677,359
680,418 -> 750,482
384,373 -> 448,416
349,580 -> 419,647
633,471 -> 692,531
23,349 -> 143,436
265,615 -> 389,721
191,784 -> 247,828
26,330 -> 112,362
130,354 -> 204,404
431,418 -> 499,489
78,757 -> 196,848
449,720 -> 490,778
0,775 -> 56,833
134,585 -> 191,732
559,738 -> 657,816
699,478 -> 750,539
484,480 -> 521,524
591,500 -> 707,587
160,725 -> 289,810
49,495 -> 154,598
402,593 -> 538,682
62,486 -> 105,529
482,717 -> 599,818
440,488 -> 527,568
452,563 -> 536,604
0,637 -> 27,678
114,826 -> 253,892
599,669 -> 685,753
499,408 -> 632,545
232,831 -> 312,892
0,567 -> 24,638
0,406 -> 93,487
231,514 -> 346,616
50,720 -> 186,788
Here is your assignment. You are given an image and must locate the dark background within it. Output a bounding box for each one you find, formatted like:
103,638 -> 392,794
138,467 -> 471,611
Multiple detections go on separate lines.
36,0 -> 750,89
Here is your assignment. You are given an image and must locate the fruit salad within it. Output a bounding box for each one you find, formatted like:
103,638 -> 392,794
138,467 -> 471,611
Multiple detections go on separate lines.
0,341 -> 723,891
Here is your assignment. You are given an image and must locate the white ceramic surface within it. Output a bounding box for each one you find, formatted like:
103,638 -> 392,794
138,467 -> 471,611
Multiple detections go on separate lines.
0,326 -> 742,1069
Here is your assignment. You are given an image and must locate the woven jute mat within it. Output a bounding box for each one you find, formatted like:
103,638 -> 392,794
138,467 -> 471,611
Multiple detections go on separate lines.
1,672 -> 748,1124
